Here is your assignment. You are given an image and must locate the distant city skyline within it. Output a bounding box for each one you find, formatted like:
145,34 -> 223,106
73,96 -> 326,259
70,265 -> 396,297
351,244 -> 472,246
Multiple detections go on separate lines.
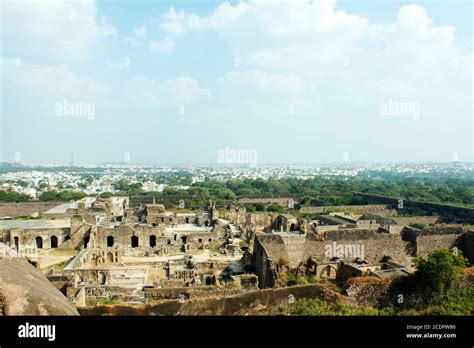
1,0 -> 473,164
2,159 -> 473,167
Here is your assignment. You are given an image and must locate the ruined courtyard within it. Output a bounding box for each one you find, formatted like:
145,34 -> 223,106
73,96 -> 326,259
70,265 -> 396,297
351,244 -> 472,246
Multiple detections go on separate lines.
0,192 -> 473,316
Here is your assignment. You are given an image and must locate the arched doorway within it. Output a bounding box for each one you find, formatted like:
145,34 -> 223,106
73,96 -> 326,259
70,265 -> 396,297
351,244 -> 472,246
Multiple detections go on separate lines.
107,236 -> 114,247
35,236 -> 43,249
13,236 -> 19,250
84,236 -> 90,248
181,236 -> 187,244
290,223 -> 296,231
320,265 -> 337,279
150,235 -> 156,247
131,235 -> 139,248
98,272 -> 106,285
185,217 -> 189,223
106,252 -> 114,263
50,236 -> 58,248
205,220 -> 210,227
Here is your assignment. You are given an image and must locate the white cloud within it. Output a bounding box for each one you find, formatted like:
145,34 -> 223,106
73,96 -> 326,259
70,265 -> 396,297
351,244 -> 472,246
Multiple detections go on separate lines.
126,76 -> 210,107
157,1 -> 469,78
134,26 -> 147,37
106,59 -> 130,71
150,38 -> 175,53
2,0 -> 117,60
160,8 -> 187,34
123,36 -> 138,46
218,71 -> 306,96
1,58 -> 108,98
161,21 -> 187,35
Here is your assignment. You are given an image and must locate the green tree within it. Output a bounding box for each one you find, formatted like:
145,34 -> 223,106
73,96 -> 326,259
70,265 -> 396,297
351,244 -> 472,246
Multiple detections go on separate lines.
414,249 -> 468,302
0,191 -> 31,202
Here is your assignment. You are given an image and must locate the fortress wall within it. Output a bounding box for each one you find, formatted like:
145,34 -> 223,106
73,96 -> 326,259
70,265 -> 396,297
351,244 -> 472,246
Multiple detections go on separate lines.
78,283 -> 336,316
304,233 -> 409,266
395,216 -> 440,226
0,202 -> 63,217
416,234 -> 464,258
354,193 -> 474,224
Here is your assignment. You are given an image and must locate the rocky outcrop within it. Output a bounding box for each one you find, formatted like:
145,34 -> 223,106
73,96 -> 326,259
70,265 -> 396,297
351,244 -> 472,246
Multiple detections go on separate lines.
0,244 -> 79,315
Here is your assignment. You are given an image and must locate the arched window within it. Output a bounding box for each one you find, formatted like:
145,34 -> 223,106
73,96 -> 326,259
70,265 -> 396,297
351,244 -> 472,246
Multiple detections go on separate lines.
131,235 -> 139,248
35,236 -> 43,249
50,236 -> 58,248
13,236 -> 19,249
185,217 -> 189,223
107,236 -> 114,247
150,235 -> 156,247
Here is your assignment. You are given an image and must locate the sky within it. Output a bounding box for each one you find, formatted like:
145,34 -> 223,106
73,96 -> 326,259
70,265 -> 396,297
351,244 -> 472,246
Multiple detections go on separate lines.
0,0 -> 472,165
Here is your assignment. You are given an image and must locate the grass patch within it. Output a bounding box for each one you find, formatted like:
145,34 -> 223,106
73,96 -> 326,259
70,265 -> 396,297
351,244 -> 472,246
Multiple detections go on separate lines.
48,248 -> 77,256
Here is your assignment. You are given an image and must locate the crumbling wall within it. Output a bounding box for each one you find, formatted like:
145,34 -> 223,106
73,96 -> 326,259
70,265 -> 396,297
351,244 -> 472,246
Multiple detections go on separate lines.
415,226 -> 465,258
253,236 -> 276,289
304,230 -> 410,266
78,283 -> 337,316
345,277 -> 394,307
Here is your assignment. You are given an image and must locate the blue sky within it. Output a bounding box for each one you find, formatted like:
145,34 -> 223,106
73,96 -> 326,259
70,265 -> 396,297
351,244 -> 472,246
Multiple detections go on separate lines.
1,0 -> 472,165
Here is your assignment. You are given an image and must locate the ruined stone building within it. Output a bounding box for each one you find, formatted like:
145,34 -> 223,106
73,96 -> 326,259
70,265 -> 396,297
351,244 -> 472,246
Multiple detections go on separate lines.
250,225 -> 474,288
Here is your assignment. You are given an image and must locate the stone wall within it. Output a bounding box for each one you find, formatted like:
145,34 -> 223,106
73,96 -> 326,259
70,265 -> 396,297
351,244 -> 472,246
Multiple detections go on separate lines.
304,231 -> 410,266
354,193 -> 474,224
246,212 -> 279,229
144,285 -> 253,301
463,231 -> 474,263
0,202 -> 63,217
345,270 -> 474,308
254,230 -> 412,288
395,216 -> 440,226
9,227 -> 70,249
300,204 -> 390,214
253,235 -> 275,289
415,225 -> 467,258
239,197 -> 295,207
78,283 -> 336,316
416,234 -> 464,258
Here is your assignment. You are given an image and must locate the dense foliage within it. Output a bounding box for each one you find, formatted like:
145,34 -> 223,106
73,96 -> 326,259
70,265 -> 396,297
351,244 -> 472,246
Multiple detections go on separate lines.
38,190 -> 87,202
0,191 -> 31,202
1,173 -> 473,207
277,298 -> 382,316
413,249 -> 468,301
